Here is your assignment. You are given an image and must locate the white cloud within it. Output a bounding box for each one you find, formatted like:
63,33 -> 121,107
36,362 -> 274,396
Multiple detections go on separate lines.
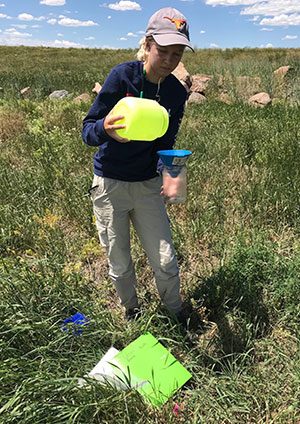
260,13 -> 300,26
18,13 -> 46,22
259,42 -> 273,48
241,1 -> 300,16
47,18 -> 57,24
127,32 -> 137,37
18,13 -> 34,21
205,0 -> 300,16
98,44 -> 117,49
206,0 -> 260,6
85,36 -> 95,40
108,1 -> 141,11
54,39 -> 83,47
0,3 -> 5,6
57,32 -> 63,36
248,15 -> 259,21
120,37 -> 127,40
206,1 -> 300,29
108,15 -> 111,19
12,24 -> 27,29
260,27 -> 273,31
200,30 -> 206,34
282,34 -> 297,39
0,13 -> 11,19
210,43 -> 219,48
58,17 -> 98,27
0,30 -> 87,47
32,25 -> 41,28
40,0 -> 66,5
5,28 -> 32,37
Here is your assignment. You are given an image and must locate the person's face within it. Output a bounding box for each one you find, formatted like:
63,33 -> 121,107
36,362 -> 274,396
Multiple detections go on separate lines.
145,40 -> 185,82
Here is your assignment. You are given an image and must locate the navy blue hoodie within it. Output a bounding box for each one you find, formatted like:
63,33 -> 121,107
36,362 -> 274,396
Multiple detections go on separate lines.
82,60 -> 187,181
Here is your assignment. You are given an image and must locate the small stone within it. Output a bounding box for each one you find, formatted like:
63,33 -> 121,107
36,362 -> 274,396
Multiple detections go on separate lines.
49,90 -> 69,99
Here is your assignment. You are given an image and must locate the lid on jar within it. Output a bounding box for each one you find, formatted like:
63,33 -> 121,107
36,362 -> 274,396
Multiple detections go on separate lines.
157,149 -> 191,166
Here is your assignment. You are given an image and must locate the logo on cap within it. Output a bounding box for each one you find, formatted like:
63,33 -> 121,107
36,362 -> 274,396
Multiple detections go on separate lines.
163,16 -> 186,30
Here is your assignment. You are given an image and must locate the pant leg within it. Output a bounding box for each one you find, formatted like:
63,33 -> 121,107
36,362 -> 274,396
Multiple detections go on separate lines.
91,175 -> 139,310
130,177 -> 182,313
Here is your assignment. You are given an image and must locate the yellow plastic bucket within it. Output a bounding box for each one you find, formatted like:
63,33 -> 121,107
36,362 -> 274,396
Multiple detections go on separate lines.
112,97 -> 169,141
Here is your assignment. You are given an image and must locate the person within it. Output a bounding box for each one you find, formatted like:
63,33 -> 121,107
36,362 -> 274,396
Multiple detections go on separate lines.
82,7 -> 193,324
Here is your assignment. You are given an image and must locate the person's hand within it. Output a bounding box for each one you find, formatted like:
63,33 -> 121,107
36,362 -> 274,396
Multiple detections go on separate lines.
160,185 -> 166,203
104,107 -> 129,143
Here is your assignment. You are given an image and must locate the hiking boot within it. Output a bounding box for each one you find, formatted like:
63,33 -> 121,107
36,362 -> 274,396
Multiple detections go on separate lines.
174,310 -> 188,330
125,307 -> 142,321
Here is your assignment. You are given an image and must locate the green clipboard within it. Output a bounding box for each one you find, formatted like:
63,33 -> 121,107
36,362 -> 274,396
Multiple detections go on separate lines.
110,332 -> 192,407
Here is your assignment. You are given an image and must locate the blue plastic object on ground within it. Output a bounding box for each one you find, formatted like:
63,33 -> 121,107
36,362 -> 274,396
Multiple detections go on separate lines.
62,312 -> 89,336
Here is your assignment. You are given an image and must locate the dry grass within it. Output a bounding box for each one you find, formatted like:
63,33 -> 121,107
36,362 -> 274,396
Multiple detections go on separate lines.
0,107 -> 27,143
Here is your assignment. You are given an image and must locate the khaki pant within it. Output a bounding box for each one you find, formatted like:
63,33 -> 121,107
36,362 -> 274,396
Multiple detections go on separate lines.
90,174 -> 182,313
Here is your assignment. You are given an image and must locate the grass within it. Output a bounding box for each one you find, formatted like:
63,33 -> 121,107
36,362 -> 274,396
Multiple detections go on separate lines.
1,45 -> 300,102
0,47 -> 300,423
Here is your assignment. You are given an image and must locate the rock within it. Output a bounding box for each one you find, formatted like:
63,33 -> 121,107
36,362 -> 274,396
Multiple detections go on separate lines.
187,92 -> 206,104
273,65 -> 291,78
92,82 -> 102,94
20,87 -> 32,97
49,90 -> 69,100
272,65 -> 292,100
73,93 -> 92,103
180,80 -> 191,93
190,74 -> 212,94
248,92 -> 271,108
172,62 -> 192,92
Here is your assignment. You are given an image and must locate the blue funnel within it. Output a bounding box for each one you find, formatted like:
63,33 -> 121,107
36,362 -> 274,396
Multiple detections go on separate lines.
157,150 -> 192,167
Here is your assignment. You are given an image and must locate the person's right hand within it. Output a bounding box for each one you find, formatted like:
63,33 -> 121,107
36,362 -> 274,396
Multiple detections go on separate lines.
104,107 -> 129,143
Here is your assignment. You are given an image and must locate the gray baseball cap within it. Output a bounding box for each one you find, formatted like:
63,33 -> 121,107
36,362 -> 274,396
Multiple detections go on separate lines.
145,7 -> 194,51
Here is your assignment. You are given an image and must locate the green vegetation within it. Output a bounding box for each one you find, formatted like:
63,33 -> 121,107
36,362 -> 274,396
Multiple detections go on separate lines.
0,47 -> 299,423
1,45 -> 300,101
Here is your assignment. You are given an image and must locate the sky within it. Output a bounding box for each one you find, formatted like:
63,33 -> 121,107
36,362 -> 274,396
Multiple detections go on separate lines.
0,0 -> 299,50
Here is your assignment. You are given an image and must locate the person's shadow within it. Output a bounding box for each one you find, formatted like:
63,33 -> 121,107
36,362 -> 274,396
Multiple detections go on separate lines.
181,251 -> 270,363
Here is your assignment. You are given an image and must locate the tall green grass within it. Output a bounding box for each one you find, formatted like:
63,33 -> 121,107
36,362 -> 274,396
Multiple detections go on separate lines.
1,46 -> 300,101
0,47 -> 300,423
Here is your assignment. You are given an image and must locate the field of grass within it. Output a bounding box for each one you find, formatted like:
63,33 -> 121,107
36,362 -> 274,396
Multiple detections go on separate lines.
1,45 -> 300,101
1,46 -> 300,423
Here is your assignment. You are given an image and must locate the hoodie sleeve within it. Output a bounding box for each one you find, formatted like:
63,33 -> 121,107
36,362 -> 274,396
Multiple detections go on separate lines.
81,68 -> 122,146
